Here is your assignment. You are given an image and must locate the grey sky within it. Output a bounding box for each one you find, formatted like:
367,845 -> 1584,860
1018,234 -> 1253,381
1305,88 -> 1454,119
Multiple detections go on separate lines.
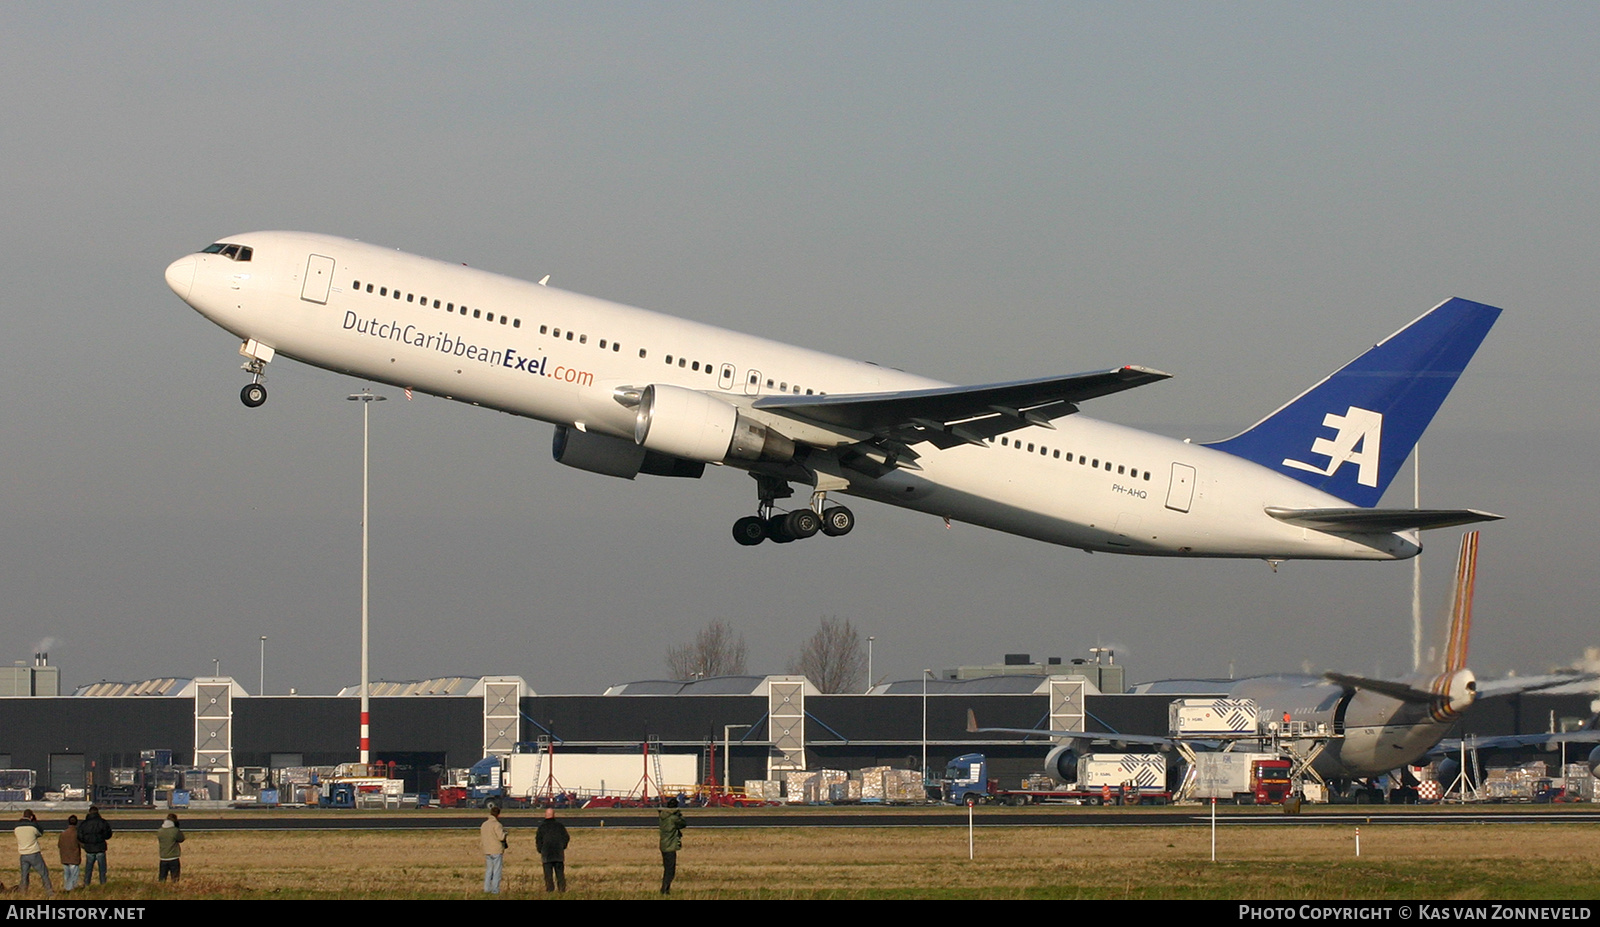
2,4 -> 1596,696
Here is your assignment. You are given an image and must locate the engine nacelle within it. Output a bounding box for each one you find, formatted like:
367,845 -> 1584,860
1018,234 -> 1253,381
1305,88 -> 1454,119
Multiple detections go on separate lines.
552,425 -> 705,480
1588,744 -> 1600,776
1043,743 -> 1080,786
634,384 -> 794,464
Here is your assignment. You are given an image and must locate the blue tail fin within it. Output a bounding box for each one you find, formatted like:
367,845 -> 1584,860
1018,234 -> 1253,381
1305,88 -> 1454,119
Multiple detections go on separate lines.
1206,297 -> 1501,507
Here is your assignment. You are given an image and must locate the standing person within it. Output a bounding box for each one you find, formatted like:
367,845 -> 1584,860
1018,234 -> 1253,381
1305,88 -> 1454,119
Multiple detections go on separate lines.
156,814 -> 184,883
14,810 -> 53,897
57,815 -> 81,892
534,807 -> 569,893
657,797 -> 687,895
77,807 -> 112,885
479,805 -> 507,894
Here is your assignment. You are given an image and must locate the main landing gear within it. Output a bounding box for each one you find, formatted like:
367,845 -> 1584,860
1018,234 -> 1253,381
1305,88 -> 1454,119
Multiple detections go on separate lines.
732,477 -> 855,546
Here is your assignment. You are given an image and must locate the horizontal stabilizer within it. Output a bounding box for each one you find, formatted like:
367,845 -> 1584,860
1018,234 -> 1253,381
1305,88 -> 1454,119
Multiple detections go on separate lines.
1265,506 -> 1502,533
1322,672 -> 1439,703
1473,672 -> 1600,700
754,366 -> 1170,444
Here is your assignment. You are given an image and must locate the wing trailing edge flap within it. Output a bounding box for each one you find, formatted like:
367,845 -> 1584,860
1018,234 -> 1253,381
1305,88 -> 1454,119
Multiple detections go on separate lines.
1265,507 -> 1503,533
753,366 -> 1171,455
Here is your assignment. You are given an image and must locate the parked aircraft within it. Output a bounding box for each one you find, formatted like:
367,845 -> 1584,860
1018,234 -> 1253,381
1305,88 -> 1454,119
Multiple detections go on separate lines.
972,533 -> 1593,787
167,231 -> 1501,559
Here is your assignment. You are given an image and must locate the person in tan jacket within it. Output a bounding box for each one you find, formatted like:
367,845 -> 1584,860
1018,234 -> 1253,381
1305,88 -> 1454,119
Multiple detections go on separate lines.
479,806 -> 508,894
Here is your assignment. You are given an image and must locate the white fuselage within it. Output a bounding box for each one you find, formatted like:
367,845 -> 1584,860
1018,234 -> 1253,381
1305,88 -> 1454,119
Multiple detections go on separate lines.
167,231 -> 1420,560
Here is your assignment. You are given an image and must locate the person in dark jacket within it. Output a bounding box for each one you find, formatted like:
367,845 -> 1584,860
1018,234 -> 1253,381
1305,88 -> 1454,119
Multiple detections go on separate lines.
657,798 -> 687,895
534,807 -> 570,892
76,807 -> 112,885
156,814 -> 184,883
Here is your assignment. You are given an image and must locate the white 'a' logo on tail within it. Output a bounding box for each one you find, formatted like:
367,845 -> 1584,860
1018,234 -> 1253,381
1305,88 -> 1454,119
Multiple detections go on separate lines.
1282,406 -> 1383,487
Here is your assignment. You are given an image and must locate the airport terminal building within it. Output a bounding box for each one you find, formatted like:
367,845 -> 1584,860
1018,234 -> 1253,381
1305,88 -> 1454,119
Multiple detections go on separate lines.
1,653 -> 1591,802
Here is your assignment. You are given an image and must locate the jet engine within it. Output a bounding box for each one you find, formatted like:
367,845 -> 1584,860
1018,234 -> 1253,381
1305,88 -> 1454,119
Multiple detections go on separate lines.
1043,743 -> 1080,786
1588,744 -> 1600,776
633,384 -> 795,464
552,425 -> 705,480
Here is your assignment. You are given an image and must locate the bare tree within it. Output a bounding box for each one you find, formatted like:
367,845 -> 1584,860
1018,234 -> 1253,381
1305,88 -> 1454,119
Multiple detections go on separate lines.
666,619 -> 748,679
787,616 -> 866,693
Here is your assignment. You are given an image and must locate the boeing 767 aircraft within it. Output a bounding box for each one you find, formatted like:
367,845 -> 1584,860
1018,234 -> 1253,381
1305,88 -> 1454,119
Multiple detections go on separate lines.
167,231 -> 1501,560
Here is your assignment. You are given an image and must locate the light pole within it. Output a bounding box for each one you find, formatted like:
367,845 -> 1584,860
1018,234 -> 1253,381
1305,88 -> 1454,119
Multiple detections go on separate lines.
866,636 -> 875,693
259,636 -> 266,695
348,388 -> 386,765
921,668 -> 932,786
723,724 -> 752,793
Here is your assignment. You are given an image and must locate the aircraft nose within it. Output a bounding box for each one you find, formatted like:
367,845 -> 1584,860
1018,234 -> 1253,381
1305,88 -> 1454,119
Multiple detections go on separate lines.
165,256 -> 195,299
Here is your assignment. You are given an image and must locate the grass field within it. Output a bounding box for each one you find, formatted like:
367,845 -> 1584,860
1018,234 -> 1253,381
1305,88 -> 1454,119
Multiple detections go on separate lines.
12,809 -> 1600,900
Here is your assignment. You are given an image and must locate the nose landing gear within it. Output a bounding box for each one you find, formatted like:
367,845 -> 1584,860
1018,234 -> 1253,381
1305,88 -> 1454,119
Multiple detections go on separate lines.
237,340 -> 275,408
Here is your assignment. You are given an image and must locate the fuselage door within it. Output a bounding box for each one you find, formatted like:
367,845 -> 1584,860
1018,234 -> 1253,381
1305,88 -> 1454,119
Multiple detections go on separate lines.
719,363 -> 736,391
744,369 -> 762,396
1165,463 -> 1196,513
301,254 -> 335,304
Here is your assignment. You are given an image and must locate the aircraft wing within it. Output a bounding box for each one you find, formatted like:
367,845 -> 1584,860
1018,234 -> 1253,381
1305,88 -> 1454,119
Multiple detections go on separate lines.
1265,507 -> 1503,532
752,366 -> 1170,448
965,709 -> 1177,747
1437,731 -> 1600,754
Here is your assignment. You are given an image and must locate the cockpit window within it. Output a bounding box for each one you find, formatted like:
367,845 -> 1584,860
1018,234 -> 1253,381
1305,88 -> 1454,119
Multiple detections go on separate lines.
199,242 -> 252,262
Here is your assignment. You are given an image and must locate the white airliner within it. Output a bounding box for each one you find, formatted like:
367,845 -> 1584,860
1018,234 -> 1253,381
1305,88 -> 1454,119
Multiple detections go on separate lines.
166,231 -> 1501,560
